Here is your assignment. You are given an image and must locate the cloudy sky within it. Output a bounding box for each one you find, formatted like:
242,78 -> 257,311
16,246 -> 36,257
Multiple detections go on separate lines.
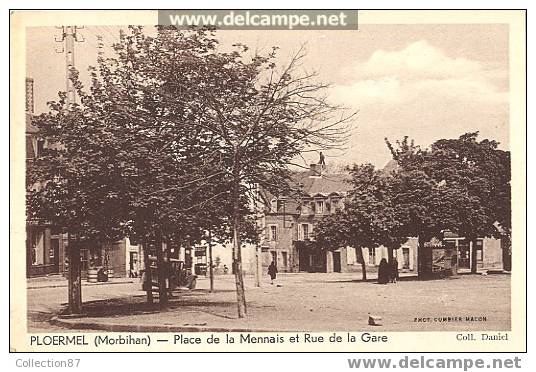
26,24 -> 509,168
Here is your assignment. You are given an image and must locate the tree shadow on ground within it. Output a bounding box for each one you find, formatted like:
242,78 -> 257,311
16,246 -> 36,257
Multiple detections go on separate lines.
323,275 -> 462,284
58,290 -> 238,318
28,311 -> 55,322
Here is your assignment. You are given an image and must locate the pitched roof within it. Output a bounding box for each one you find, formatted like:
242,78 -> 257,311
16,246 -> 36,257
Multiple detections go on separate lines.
263,169 -> 351,214
294,171 -> 351,197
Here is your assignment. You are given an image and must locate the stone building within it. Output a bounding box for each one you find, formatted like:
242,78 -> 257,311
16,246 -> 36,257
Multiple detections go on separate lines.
25,77 -> 135,278
260,159 -> 505,275
442,231 -> 504,273
355,238 -> 420,272
262,163 -> 355,273
25,77 -> 67,277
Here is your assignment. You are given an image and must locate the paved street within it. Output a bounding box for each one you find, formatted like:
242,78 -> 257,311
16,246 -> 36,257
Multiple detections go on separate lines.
27,272 -> 510,332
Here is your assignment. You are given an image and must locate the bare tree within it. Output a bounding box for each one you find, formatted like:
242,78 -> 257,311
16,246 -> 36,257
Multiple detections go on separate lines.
197,45 -> 356,317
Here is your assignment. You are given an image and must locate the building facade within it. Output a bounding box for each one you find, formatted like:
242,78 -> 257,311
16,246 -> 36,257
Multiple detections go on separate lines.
25,77 -> 67,277
355,238 -> 420,272
442,232 -> 504,272
262,163 -> 358,273
25,77 -> 136,278
260,161 -> 505,275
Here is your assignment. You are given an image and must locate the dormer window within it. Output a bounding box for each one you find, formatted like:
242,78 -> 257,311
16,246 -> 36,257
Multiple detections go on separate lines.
316,200 -> 324,214
331,198 -> 340,211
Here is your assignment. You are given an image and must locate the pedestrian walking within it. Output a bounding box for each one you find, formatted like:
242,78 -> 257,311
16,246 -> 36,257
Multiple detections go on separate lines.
378,258 -> 389,284
390,258 -> 399,283
268,261 -> 278,285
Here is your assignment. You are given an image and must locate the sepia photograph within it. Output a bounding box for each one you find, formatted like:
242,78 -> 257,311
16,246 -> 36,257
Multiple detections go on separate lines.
9,9 -> 526,353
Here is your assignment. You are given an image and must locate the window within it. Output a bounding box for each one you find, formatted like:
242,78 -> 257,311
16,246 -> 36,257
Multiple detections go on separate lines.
332,198 -> 340,211
80,248 -> 89,271
36,139 -> 45,156
402,247 -> 410,269
31,231 -> 45,266
270,225 -> 278,241
50,238 -> 59,260
477,249 -> 484,262
270,199 -> 278,213
302,224 -> 309,240
368,248 -> 376,265
476,239 -> 484,262
316,200 -> 324,214
282,252 -> 288,267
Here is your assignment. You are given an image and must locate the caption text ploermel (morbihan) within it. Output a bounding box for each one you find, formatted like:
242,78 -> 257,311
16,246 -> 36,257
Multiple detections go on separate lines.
29,332 -> 390,348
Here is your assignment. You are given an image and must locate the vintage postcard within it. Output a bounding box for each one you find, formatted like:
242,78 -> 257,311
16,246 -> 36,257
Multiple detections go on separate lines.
10,9 -> 526,352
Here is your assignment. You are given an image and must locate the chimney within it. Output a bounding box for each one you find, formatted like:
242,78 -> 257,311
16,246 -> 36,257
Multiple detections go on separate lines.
309,163 -> 322,178
26,78 -> 34,114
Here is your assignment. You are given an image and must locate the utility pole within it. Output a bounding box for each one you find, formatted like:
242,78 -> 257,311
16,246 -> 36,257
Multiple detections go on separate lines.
55,26 -> 84,107
54,25 -> 84,314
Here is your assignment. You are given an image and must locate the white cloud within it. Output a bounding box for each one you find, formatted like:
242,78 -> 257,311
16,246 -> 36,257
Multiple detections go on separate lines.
329,40 -> 509,167
358,40 -> 482,80
332,76 -> 403,104
331,40 -> 508,106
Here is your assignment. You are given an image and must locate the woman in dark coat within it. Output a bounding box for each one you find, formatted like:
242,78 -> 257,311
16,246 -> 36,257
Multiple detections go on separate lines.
378,258 -> 389,284
268,261 -> 278,285
390,258 -> 399,283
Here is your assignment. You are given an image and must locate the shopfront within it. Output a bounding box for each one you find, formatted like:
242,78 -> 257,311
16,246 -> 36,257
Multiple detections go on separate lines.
26,224 -> 65,277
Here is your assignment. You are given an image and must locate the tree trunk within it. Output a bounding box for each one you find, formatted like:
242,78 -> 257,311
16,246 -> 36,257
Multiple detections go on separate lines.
387,246 -> 394,264
417,233 -> 429,279
142,239 -> 153,304
231,177 -> 247,318
356,246 -> 367,281
502,235 -> 512,271
254,244 -> 261,287
470,239 -> 478,274
155,232 -> 168,309
255,213 -> 265,286
233,227 -> 247,318
208,230 -> 214,293
67,233 -> 82,314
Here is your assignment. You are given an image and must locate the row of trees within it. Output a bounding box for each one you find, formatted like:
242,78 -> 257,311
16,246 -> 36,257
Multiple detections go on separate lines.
27,26 -> 354,316
314,133 -> 511,279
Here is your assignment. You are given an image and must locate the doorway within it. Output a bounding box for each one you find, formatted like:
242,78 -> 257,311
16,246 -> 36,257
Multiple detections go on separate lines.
298,247 -> 309,272
457,241 -> 471,269
402,247 -> 410,269
333,251 -> 341,273
129,251 -> 139,278
50,238 -> 60,273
